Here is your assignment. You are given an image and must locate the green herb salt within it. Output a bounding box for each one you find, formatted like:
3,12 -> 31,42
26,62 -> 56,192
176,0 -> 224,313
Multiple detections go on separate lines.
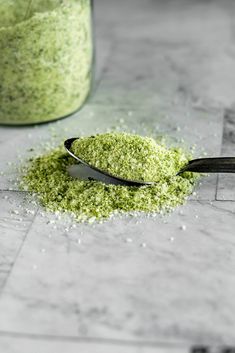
0,0 -> 92,124
21,132 -> 199,222
71,133 -> 190,182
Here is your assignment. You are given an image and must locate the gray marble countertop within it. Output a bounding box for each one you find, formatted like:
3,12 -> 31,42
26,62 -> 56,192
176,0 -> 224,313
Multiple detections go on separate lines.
1,0 -> 235,352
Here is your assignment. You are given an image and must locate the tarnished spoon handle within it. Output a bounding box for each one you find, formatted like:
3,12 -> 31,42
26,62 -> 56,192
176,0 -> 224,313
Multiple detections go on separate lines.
178,157 -> 235,174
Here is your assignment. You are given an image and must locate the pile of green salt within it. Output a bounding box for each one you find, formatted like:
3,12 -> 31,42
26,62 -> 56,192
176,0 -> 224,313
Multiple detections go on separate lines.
21,132 -> 199,222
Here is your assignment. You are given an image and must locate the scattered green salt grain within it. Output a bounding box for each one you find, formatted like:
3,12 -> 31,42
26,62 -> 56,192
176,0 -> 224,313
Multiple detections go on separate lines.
21,132 -> 200,222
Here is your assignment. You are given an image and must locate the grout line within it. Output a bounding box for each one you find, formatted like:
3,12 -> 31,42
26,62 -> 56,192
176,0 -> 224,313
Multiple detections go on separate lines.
188,199 -> 235,203
0,208 -> 39,296
215,174 -> 219,201
0,330 -> 188,348
213,199 -> 235,202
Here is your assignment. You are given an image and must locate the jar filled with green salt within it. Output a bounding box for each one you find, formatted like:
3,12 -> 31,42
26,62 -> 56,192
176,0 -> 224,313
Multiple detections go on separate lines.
0,0 -> 94,125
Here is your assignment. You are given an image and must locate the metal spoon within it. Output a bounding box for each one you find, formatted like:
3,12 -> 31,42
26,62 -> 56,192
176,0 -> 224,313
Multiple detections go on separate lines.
64,137 -> 235,186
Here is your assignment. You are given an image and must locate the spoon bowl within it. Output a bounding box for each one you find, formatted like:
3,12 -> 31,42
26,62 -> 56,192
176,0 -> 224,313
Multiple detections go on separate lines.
64,138 -> 153,186
64,137 -> 235,186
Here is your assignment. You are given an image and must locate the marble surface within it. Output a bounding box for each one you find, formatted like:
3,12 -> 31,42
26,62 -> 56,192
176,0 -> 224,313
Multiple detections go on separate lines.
1,0 -> 235,352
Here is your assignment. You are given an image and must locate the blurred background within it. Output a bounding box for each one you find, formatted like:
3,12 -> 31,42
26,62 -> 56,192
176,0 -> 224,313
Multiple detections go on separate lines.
94,0 -> 235,110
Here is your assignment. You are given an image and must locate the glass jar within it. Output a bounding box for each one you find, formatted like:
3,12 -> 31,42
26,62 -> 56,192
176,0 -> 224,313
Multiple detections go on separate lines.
0,0 -> 93,125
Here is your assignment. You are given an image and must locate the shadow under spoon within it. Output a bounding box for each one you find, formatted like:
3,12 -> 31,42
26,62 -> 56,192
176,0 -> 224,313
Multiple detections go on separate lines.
64,137 -> 235,186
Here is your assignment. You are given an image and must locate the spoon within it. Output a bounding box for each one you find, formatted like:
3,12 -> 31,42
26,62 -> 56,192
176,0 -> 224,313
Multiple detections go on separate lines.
64,137 -> 235,186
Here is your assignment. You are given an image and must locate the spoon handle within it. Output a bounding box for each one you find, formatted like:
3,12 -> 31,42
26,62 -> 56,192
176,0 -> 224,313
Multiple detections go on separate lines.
178,157 -> 235,174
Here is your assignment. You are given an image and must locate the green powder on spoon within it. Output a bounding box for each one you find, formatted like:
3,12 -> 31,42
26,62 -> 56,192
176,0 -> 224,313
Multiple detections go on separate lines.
21,132 -> 199,222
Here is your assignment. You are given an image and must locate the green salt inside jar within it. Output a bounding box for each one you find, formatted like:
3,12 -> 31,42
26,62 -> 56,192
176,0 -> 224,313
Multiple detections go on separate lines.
21,132 -> 199,222
0,0 -> 93,125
